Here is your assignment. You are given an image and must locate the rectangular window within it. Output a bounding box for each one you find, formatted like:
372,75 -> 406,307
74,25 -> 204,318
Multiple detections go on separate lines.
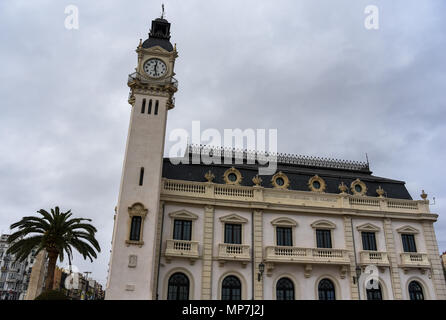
154,100 -> 159,115
148,100 -> 152,114
141,99 -> 146,113
362,232 -> 377,251
401,234 -> 417,252
276,227 -> 293,246
173,220 -> 192,241
316,229 -> 332,248
139,167 -> 144,186
224,224 -> 242,244
129,216 -> 142,241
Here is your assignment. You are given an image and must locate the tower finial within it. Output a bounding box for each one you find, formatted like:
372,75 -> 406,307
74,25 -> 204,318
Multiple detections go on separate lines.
161,4 -> 165,19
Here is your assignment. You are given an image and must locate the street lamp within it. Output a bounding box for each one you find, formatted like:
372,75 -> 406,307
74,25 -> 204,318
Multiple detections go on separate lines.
257,262 -> 265,282
353,266 -> 361,284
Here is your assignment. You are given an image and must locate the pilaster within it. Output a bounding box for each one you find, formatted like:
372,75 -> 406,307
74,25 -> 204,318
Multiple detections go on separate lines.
253,209 -> 264,300
201,205 -> 215,299
343,216 -> 359,300
383,218 -> 403,299
422,221 -> 446,299
151,201 -> 164,299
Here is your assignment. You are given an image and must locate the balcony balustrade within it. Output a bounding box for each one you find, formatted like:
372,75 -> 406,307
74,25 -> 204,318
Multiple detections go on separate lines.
359,251 -> 390,267
265,246 -> 350,265
164,239 -> 199,264
400,252 -> 430,269
217,243 -> 250,266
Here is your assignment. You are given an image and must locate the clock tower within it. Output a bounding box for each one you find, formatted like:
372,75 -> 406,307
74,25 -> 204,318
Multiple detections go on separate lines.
106,14 -> 178,300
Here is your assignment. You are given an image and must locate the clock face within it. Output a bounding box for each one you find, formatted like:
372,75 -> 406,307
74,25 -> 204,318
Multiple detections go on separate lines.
143,59 -> 167,78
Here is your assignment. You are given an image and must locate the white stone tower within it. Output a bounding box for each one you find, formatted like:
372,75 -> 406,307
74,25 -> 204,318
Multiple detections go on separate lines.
106,14 -> 178,300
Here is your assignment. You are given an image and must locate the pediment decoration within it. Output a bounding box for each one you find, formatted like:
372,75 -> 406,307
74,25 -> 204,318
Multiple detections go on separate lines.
144,46 -> 171,55
311,219 -> 336,230
168,209 -> 198,220
271,217 -> 298,227
396,225 -> 419,234
128,203 -> 148,217
356,223 -> 381,232
219,214 -> 248,224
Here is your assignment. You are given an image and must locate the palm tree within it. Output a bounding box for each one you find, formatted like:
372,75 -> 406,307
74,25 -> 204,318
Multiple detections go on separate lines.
7,206 -> 101,291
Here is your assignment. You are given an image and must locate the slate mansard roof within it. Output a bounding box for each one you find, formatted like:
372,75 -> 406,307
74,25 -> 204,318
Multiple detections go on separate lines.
162,146 -> 413,200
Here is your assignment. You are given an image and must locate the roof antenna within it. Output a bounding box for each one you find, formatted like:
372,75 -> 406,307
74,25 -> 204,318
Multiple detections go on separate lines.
161,4 -> 165,19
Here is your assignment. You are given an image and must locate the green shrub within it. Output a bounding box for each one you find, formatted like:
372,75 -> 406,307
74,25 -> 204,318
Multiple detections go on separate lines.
35,290 -> 69,300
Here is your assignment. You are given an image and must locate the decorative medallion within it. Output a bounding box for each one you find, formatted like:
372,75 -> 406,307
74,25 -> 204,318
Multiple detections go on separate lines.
223,167 -> 242,185
376,186 -> 385,198
338,182 -> 348,194
350,179 -> 367,196
271,171 -> 290,189
204,170 -> 215,183
252,175 -> 262,187
308,175 -> 326,192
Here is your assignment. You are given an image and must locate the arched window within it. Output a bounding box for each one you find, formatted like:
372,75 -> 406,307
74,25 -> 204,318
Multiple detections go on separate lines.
154,100 -> 159,115
129,216 -> 142,241
167,273 -> 189,300
276,277 -> 294,300
366,280 -> 382,300
139,167 -> 144,186
148,99 -> 152,114
408,281 -> 424,300
221,276 -> 241,300
141,99 -> 146,113
318,278 -> 335,300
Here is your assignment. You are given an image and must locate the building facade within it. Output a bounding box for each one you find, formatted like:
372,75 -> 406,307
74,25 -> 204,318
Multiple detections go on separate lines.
0,234 -> 38,300
105,15 -> 446,300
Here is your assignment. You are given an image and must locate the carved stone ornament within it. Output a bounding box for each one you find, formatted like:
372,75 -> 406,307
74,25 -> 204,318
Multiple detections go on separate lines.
252,175 -> 262,187
420,190 -> 428,200
338,182 -> 348,194
350,179 -> 367,196
128,203 -> 148,218
204,170 -> 215,182
308,175 -> 326,192
271,171 -> 290,189
223,167 -> 242,185
128,255 -> 137,268
376,186 -> 385,198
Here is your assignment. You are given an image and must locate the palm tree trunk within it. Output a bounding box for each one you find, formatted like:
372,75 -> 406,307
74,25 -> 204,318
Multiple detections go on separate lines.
45,250 -> 58,291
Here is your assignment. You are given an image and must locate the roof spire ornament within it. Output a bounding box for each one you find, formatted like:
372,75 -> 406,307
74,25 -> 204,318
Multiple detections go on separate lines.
420,190 -> 428,200
161,4 -> 165,19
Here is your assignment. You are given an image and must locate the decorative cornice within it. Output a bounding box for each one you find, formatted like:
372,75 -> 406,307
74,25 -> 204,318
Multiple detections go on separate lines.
168,209 -> 198,220
311,219 -> 336,230
396,225 -> 419,234
271,217 -> 298,227
187,144 -> 370,173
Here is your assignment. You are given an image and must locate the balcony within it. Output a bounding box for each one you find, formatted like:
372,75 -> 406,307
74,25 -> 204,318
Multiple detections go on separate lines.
359,251 -> 390,267
127,72 -> 178,90
164,239 -> 199,265
264,246 -> 350,278
217,243 -> 251,266
265,246 -> 350,265
399,252 -> 430,271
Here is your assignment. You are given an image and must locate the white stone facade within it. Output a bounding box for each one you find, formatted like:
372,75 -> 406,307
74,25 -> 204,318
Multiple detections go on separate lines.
105,17 -> 446,301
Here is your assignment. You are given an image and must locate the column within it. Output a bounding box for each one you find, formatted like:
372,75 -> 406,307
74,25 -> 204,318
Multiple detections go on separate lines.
253,209 -> 264,300
422,221 -> 446,299
151,201 -> 164,299
201,205 -> 215,299
383,218 -> 403,299
343,216 -> 359,300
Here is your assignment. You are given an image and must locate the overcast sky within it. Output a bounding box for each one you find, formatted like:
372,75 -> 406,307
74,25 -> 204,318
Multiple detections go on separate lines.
1,0 -> 445,286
